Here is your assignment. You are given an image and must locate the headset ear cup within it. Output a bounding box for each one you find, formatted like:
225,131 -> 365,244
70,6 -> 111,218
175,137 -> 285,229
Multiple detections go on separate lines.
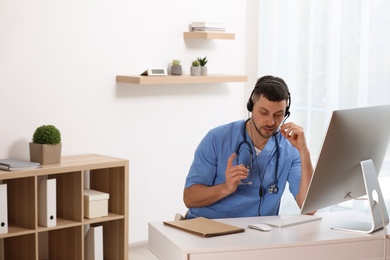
285,109 -> 290,117
284,95 -> 291,117
247,88 -> 256,112
247,100 -> 253,112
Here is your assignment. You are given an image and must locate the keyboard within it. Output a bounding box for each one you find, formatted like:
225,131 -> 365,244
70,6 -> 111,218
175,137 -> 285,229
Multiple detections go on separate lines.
263,214 -> 322,229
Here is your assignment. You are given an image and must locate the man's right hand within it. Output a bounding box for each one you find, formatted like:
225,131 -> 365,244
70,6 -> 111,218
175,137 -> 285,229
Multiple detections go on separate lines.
183,153 -> 249,208
224,153 -> 249,193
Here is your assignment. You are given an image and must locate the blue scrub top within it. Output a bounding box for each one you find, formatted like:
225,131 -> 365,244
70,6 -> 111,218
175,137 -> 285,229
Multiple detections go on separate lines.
185,120 -> 302,219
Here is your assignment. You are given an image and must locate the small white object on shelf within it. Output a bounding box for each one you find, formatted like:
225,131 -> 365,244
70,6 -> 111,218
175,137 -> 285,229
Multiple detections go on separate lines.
140,68 -> 167,76
84,189 -> 110,219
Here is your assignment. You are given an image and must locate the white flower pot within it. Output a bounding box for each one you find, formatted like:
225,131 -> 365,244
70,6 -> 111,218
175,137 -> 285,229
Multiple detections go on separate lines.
200,66 -> 207,76
191,66 -> 200,76
171,65 -> 182,75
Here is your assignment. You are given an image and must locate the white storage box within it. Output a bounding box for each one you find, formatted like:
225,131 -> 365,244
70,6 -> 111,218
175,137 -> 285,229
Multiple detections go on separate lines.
84,189 -> 109,219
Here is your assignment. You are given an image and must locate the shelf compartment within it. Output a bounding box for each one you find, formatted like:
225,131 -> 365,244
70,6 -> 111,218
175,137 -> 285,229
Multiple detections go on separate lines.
38,226 -> 82,260
116,74 -> 247,85
89,167 -> 126,215
90,219 -> 126,259
2,233 -> 36,260
4,177 -> 36,231
53,171 -> 83,222
183,31 -> 235,40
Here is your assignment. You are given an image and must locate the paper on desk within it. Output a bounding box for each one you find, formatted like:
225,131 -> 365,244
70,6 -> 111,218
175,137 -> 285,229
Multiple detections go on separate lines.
163,217 -> 245,238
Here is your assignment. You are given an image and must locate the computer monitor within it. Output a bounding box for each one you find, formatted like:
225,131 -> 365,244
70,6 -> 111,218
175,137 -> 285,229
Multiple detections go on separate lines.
301,105 -> 390,233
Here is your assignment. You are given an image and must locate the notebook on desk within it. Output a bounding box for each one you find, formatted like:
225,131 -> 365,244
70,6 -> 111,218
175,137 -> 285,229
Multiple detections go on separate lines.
163,217 -> 245,238
263,214 -> 322,229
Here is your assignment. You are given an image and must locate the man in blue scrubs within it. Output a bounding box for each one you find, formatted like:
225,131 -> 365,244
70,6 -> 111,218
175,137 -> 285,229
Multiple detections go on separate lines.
183,75 -> 313,219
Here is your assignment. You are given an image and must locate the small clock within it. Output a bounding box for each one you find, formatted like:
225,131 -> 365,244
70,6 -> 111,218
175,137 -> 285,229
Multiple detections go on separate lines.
141,68 -> 167,76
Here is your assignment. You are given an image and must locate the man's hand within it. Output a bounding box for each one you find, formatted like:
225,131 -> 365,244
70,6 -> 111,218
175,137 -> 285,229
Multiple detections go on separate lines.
280,122 -> 314,209
280,122 -> 309,152
224,153 -> 249,193
183,153 -> 249,208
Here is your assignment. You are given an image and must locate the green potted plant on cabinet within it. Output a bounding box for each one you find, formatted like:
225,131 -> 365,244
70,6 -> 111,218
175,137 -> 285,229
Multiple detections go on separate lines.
171,59 -> 182,75
190,60 -> 200,76
197,56 -> 208,76
29,124 -> 62,165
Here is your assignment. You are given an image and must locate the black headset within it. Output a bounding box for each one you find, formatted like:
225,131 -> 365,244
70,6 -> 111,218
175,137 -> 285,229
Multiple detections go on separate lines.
236,79 -> 292,195
246,79 -> 291,118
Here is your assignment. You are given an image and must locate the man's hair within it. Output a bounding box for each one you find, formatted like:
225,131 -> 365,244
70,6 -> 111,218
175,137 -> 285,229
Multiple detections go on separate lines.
252,75 -> 289,103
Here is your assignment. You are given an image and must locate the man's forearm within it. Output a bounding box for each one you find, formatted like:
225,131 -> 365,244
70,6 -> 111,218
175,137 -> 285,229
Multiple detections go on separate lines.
183,183 -> 231,208
296,149 -> 314,208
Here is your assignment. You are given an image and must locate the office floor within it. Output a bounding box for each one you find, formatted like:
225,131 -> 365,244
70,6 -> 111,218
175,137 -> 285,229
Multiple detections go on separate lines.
129,244 -> 158,260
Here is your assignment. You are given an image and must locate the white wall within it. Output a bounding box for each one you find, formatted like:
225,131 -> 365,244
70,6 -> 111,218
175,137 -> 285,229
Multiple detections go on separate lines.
0,0 -> 255,243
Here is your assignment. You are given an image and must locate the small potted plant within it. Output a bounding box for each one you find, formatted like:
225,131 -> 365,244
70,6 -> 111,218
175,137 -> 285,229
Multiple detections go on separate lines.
29,125 -> 62,165
190,60 -> 200,76
171,59 -> 182,75
197,56 -> 208,76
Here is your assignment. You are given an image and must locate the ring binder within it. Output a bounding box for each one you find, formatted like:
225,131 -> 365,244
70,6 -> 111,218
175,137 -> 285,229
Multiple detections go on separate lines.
0,184 -> 8,234
38,177 -> 57,227
85,226 -> 103,260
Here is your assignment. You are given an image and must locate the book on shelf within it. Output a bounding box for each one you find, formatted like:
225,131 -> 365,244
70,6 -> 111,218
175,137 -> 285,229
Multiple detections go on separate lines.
0,158 -> 41,171
191,27 -> 226,32
191,22 -> 226,28
190,22 -> 226,32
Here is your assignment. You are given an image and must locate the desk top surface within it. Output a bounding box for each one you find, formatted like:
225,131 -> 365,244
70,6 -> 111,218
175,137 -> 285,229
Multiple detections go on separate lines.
149,211 -> 388,253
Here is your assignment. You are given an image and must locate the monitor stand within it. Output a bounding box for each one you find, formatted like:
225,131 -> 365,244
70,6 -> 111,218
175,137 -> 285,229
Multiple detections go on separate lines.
331,159 -> 389,233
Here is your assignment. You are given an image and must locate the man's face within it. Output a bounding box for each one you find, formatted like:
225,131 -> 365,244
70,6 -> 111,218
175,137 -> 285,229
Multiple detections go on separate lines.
251,95 -> 287,138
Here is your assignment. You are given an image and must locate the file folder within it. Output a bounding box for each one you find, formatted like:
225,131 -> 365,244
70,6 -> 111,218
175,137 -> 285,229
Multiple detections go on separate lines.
0,184 -> 8,234
38,178 -> 57,227
85,225 -> 103,260
163,217 -> 245,237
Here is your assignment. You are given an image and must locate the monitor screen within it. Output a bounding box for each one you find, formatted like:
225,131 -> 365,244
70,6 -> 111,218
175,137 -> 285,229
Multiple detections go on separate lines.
301,105 -> 390,224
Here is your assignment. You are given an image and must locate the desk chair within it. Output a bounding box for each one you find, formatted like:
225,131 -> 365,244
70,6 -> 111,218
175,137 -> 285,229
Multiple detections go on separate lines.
174,211 -> 188,221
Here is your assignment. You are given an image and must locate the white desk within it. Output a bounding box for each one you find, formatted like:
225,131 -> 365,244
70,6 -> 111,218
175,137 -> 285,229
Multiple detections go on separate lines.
148,211 -> 389,260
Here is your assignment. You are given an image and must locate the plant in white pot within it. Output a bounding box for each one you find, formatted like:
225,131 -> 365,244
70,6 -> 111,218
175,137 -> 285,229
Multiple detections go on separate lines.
29,125 -> 62,165
197,56 -> 208,76
190,60 -> 200,76
171,59 -> 182,75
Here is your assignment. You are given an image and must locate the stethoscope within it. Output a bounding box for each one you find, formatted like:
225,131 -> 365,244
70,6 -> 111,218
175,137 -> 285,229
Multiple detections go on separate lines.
235,118 -> 280,194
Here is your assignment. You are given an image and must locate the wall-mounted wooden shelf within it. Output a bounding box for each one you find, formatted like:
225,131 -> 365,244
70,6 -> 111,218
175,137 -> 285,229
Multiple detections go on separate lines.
183,31 -> 235,40
116,74 -> 247,85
